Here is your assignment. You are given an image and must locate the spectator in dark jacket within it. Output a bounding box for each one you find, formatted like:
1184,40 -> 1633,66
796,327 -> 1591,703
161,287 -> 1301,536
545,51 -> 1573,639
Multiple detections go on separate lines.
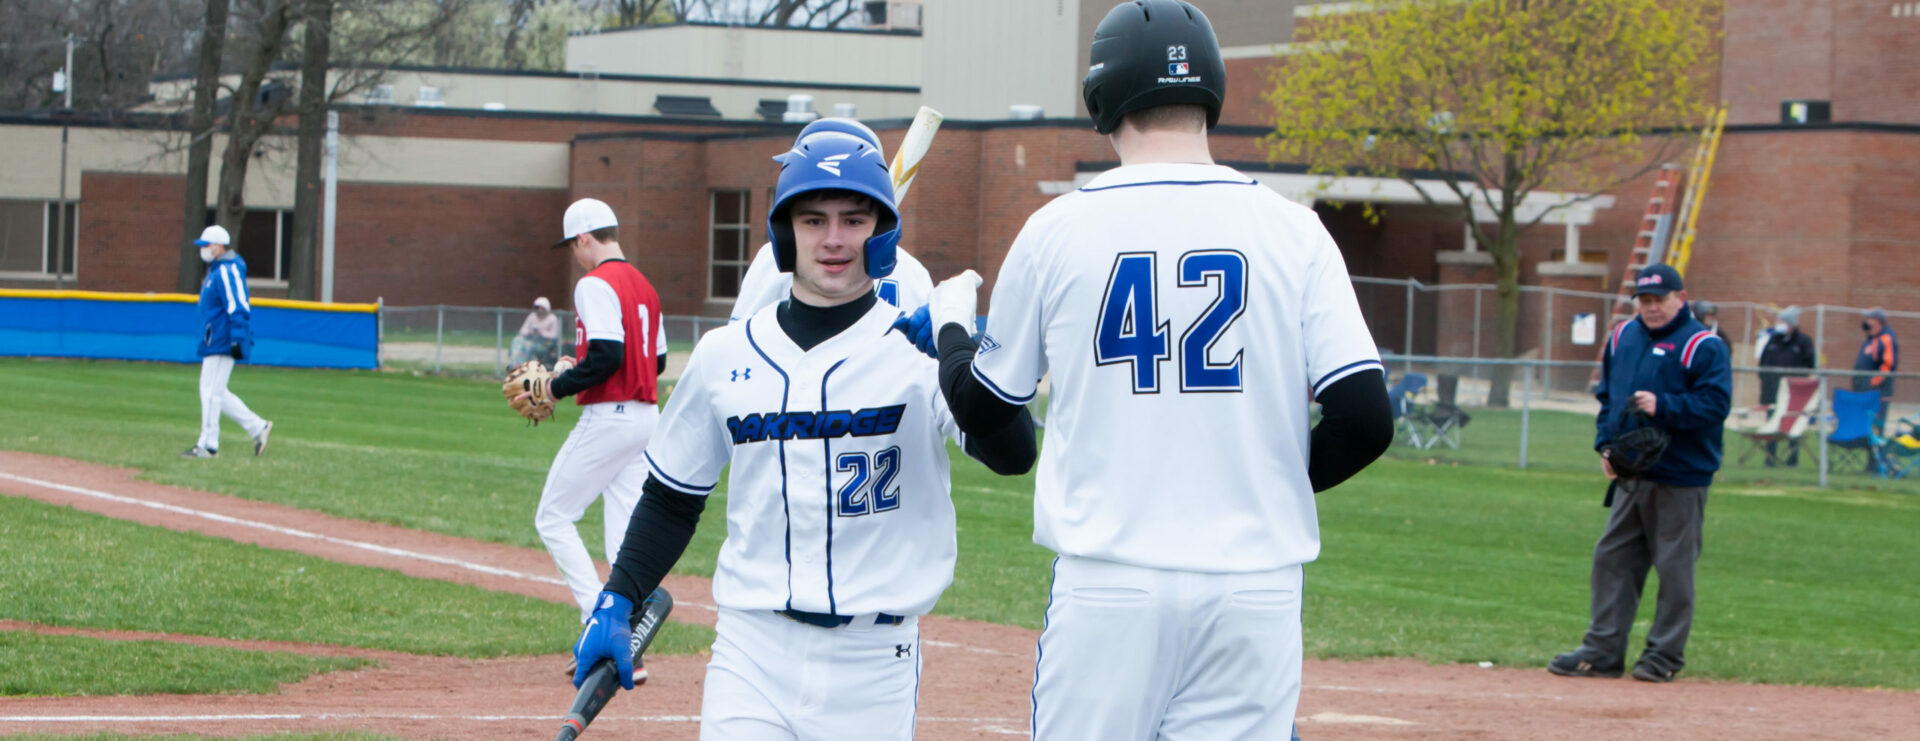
1549,264 -> 1729,685
1757,306 -> 1817,466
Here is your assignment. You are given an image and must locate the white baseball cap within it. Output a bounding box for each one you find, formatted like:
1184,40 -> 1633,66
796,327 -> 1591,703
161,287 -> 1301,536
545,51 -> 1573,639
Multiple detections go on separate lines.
193,225 -> 231,246
556,198 -> 618,248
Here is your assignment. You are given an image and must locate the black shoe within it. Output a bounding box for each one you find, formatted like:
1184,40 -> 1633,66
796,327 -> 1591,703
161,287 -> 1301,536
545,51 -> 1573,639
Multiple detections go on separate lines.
1631,662 -> 1678,683
1547,651 -> 1623,678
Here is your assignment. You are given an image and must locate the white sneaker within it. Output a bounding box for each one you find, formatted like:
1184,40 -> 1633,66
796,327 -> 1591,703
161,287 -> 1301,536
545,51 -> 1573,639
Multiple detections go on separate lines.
253,421 -> 273,456
181,446 -> 217,459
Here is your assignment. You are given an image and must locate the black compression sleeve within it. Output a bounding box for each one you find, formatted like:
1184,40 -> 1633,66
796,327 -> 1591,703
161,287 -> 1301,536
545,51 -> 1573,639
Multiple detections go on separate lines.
1309,368 -> 1394,492
657,352 -> 667,376
549,339 -> 624,399
962,409 -> 1038,475
603,475 -> 708,605
938,324 -> 1025,433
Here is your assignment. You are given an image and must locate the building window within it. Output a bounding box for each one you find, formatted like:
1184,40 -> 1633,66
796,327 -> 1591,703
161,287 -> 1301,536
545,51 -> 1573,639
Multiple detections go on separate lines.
0,200 -> 77,278
206,209 -> 294,284
709,190 -> 751,299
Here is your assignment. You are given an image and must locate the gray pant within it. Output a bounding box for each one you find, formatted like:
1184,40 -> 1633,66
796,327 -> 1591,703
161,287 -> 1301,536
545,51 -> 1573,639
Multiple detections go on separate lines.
1578,478 -> 1707,673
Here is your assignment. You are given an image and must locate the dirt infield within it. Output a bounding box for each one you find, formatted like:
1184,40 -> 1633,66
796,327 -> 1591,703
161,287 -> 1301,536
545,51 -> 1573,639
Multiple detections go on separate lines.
2,450 -> 1914,740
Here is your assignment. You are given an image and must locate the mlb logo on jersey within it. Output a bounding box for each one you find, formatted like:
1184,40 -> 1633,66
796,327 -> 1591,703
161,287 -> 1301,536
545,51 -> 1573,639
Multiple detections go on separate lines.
1168,62 -> 1189,75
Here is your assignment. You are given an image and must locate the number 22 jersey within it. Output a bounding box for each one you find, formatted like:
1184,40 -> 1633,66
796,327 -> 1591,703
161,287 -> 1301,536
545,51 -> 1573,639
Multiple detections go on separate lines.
643,300 -> 965,616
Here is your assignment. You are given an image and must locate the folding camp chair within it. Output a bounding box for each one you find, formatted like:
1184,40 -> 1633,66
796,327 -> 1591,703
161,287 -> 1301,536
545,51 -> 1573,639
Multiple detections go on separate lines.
1387,373 -> 1428,447
1738,377 -> 1821,466
1411,374 -> 1472,449
1827,389 -> 1887,474
1878,413 -> 1920,480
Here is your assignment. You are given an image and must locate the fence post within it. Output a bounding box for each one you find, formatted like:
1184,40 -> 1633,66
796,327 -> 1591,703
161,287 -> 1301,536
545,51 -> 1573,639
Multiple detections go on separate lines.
376,296 -> 385,368
495,308 -> 504,376
1403,280 -> 1415,373
1819,370 -> 1830,489
434,305 -> 444,374
1519,364 -> 1533,469
1472,288 -> 1483,380
1543,290 -> 1556,393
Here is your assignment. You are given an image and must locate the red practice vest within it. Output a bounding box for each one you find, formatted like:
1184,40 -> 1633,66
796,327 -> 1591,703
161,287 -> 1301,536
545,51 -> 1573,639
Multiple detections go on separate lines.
574,260 -> 663,405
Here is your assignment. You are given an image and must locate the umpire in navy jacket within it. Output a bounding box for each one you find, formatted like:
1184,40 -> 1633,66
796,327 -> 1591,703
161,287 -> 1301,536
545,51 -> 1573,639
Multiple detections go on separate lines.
1549,264 -> 1731,684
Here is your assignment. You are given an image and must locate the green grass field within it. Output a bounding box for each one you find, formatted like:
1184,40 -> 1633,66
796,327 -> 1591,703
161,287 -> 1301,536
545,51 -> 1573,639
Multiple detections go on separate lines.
0,631 -> 369,697
1,735 -> 398,741
2,358 -> 1916,691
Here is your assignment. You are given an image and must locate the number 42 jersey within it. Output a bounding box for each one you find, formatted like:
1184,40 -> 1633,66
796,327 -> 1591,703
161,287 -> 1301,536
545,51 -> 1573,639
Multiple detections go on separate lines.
643,300 -> 965,617
972,162 -> 1383,574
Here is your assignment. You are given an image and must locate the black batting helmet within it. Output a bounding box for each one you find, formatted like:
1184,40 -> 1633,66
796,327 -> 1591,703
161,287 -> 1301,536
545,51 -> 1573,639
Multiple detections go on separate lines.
1081,0 -> 1227,135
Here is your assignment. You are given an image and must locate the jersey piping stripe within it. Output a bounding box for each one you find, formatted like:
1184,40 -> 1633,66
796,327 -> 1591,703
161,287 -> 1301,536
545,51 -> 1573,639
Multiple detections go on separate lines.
1312,359 -> 1385,398
744,319 -> 796,610
1681,331 -> 1716,368
820,357 -> 849,616
642,451 -> 715,494
971,363 -> 1036,404
1608,320 -> 1631,356
1076,178 -> 1259,193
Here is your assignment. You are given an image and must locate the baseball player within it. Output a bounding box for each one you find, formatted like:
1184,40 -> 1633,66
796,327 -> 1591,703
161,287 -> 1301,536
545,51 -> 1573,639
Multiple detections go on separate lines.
183,225 -> 273,459
522,198 -> 669,682
568,129 -> 1036,740
906,2 -> 1394,737
729,118 -> 933,322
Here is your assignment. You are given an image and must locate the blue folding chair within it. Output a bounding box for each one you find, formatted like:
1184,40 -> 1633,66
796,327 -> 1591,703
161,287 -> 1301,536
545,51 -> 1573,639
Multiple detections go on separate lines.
1827,389 -> 1889,475
1387,372 -> 1429,447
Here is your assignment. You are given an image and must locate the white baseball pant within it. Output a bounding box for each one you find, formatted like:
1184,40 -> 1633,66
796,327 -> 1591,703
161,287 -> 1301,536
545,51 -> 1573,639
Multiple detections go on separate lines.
197,354 -> 267,451
535,400 -> 657,622
700,607 -> 921,740
1030,555 -> 1304,741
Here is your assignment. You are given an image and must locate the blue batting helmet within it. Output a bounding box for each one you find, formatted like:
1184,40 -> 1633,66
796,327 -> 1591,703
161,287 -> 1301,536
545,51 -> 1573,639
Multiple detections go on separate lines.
796,117 -> 881,151
768,130 -> 900,278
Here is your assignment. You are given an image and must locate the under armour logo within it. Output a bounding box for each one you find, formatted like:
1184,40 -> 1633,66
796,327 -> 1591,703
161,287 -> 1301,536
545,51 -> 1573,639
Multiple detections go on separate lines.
895,644 -> 912,658
731,368 -> 752,382
817,153 -> 850,176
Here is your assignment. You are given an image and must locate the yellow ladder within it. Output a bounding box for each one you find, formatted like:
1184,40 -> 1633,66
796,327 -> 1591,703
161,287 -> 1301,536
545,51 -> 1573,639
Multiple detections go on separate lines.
1666,104 -> 1727,276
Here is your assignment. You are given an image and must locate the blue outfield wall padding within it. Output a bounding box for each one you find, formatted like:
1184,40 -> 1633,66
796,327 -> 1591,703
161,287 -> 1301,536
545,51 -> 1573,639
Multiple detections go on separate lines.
0,296 -> 378,370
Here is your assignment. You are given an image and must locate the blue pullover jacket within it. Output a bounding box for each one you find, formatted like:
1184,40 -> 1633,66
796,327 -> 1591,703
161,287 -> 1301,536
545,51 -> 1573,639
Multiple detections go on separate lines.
197,254 -> 254,359
1594,303 -> 1732,487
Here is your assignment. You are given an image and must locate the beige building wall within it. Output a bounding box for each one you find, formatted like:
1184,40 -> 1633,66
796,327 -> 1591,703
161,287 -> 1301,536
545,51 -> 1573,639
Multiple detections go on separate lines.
921,0 -> 1084,120
566,25 -> 921,88
148,69 -> 919,121
0,125 -> 568,207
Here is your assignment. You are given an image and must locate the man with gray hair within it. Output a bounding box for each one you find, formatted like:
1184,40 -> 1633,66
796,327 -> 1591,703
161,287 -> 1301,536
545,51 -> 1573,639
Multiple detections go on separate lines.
1757,305 -> 1817,466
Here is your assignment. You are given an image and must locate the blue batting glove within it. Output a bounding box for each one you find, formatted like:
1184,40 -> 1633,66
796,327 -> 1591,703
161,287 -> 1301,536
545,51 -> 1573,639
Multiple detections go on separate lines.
888,305 -> 938,359
572,591 -> 635,690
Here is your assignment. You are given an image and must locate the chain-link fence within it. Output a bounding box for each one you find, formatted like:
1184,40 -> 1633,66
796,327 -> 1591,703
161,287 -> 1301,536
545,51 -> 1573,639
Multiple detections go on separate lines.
376,305 -> 730,377
1380,354 -> 1920,493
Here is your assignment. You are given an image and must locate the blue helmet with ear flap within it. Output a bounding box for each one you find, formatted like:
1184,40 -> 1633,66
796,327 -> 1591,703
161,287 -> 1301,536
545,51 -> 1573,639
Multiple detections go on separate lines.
767,130 -> 901,278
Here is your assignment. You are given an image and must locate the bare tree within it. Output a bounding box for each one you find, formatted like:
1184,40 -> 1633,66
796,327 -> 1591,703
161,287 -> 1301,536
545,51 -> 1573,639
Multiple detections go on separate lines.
212,0 -> 296,246
177,0 -> 229,293
692,0 -> 860,28
287,0 -> 331,300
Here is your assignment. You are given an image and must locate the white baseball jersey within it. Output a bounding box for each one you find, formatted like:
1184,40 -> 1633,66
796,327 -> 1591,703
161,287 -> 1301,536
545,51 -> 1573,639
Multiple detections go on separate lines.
729,242 -> 934,322
972,162 -> 1383,573
644,299 -> 964,616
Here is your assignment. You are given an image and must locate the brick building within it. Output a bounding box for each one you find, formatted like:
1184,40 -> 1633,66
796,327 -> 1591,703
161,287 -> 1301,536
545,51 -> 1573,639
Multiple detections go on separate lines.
1,1 -> 1915,390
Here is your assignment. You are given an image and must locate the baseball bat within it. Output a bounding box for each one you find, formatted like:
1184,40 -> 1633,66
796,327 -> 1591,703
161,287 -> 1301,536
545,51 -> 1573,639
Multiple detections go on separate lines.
554,587 -> 675,741
889,105 -> 944,203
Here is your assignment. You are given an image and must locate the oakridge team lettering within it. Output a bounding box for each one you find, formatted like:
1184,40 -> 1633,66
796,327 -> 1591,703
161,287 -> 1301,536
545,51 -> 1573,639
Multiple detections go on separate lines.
725,405 -> 907,445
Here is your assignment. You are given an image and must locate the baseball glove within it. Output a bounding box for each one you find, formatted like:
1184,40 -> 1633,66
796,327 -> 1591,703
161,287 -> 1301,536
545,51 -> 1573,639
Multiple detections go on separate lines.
502,360 -> 558,425
1603,409 -> 1669,479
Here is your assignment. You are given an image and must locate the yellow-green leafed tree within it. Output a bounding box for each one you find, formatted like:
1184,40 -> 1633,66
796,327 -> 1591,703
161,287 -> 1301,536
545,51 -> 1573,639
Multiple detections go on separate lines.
1265,0 -> 1719,406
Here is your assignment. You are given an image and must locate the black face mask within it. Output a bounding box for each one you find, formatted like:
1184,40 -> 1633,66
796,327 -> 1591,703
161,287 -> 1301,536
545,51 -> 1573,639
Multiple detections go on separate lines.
1864,322 -> 1877,334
